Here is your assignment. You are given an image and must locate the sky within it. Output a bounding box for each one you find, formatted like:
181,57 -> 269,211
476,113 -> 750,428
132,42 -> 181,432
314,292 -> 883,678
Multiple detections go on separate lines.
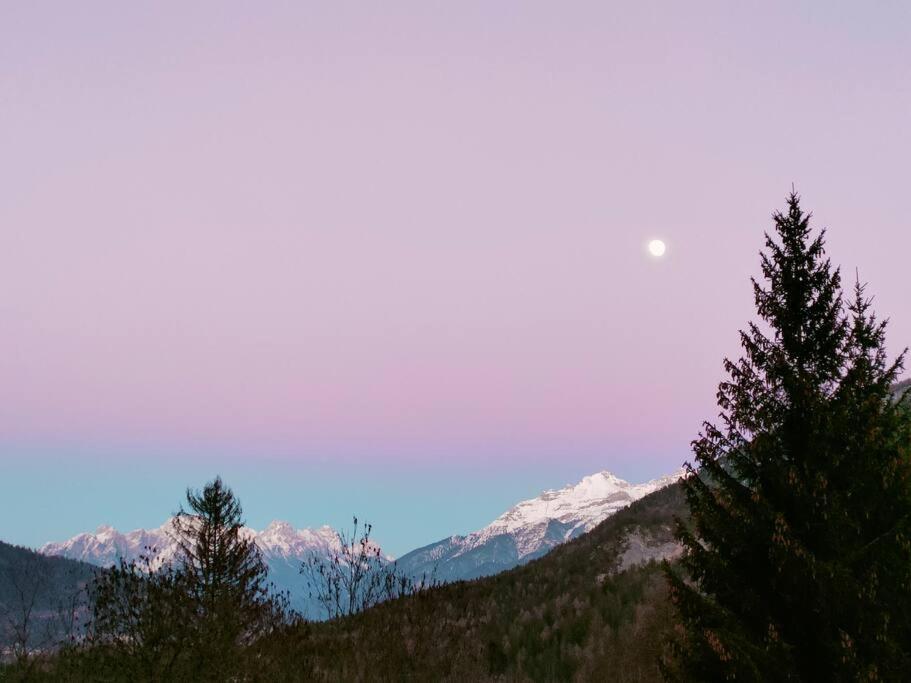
2,1 -> 910,557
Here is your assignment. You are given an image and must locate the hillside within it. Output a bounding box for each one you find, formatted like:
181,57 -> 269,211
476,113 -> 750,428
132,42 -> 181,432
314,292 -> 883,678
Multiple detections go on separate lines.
0,542 -> 96,653
268,481 -> 689,682
29,483 -> 688,679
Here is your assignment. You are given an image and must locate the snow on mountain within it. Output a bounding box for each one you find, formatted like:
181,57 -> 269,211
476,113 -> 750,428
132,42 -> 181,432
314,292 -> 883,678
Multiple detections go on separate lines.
470,469 -> 684,557
40,467 -> 686,608
40,519 -> 343,569
40,520 -> 347,615
396,468 -> 686,582
40,519 -> 182,570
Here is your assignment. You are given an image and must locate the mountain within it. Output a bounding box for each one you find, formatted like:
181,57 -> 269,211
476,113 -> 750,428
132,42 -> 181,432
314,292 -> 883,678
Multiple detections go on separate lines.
41,521 -> 180,571
40,467 -> 685,613
40,520 -> 344,615
257,480 -> 691,681
41,519 -> 340,569
30,477 -> 690,679
396,468 -> 685,582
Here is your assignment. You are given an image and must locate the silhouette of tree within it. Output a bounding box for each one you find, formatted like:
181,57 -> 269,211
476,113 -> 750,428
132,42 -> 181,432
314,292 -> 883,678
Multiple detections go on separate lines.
76,477 -> 298,680
664,193 -> 911,681
302,516 -> 435,620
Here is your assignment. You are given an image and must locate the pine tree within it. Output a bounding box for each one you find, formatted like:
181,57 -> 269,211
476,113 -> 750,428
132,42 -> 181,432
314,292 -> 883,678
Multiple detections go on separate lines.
69,478 -> 297,680
171,476 -> 276,676
173,476 -> 267,607
173,477 -> 267,617
826,281 -> 911,675
664,193 -> 911,681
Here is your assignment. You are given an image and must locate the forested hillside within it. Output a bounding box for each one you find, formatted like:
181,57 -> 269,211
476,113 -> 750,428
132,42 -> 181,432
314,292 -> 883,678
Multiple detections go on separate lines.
270,482 -> 688,681
0,542 -> 94,656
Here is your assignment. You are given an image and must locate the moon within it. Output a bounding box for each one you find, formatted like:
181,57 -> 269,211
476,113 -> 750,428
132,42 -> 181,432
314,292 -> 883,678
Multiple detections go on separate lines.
648,239 -> 667,257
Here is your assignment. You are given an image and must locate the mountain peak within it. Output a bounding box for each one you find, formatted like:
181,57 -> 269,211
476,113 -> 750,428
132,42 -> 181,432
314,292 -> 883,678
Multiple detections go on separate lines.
42,519 -> 350,567
397,466 -> 685,582
571,470 -> 630,496
264,520 -> 295,534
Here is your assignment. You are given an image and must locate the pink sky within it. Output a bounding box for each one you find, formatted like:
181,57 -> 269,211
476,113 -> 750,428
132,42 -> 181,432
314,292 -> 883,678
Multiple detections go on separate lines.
2,2 -> 910,548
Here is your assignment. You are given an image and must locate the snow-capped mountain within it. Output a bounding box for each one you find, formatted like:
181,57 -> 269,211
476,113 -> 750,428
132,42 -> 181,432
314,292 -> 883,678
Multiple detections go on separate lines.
396,468 -> 685,582
40,519 -> 341,569
40,520 -> 182,570
40,467 -> 686,610
40,520 -> 346,615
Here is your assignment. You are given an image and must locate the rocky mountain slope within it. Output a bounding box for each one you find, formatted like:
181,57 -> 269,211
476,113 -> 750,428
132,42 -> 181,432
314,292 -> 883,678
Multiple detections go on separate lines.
397,468 -> 685,582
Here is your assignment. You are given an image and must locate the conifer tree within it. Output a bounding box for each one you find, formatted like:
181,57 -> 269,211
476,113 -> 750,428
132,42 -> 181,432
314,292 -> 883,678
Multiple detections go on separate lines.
70,478 -> 298,680
173,476 -> 268,619
171,476 -> 274,674
664,193 -> 911,681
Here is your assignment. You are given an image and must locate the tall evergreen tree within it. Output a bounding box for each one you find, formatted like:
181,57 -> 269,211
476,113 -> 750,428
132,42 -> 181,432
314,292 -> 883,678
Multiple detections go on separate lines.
47,478 -> 299,680
173,476 -> 268,619
171,476 -> 282,677
664,193 -> 911,681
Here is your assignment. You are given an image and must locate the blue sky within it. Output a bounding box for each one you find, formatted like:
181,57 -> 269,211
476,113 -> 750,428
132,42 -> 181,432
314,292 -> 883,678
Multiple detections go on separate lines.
3,1 -> 910,556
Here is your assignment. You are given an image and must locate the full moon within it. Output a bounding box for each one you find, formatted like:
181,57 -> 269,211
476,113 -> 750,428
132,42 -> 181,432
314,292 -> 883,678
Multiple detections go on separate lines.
648,239 -> 667,257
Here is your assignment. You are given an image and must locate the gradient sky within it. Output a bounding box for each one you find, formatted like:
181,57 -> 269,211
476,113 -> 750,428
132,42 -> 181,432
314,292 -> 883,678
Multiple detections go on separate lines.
2,1 -> 910,556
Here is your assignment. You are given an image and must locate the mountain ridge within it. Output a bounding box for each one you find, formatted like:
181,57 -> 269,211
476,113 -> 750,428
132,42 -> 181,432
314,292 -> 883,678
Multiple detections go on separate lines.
396,468 -> 685,582
40,519 -> 344,570
39,467 -> 686,608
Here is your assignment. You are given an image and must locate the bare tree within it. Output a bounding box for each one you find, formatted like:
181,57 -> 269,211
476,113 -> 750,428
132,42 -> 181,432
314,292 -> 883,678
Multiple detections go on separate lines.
301,516 -> 435,620
1,550 -> 49,665
49,570 -> 91,650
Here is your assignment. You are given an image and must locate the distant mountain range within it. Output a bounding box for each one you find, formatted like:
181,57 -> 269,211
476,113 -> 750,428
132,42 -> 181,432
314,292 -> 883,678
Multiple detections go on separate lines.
40,520 -> 343,614
40,468 -> 685,609
40,519 -> 342,571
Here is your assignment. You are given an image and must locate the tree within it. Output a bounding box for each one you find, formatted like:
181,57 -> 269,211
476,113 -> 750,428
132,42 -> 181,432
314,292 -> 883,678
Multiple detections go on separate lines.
664,193 -> 911,680
826,281 -> 911,673
173,477 -> 268,619
0,543 -> 91,673
71,477 -> 297,680
1,550 -> 49,666
86,551 -> 196,679
302,516 -> 435,620
171,476 -> 281,675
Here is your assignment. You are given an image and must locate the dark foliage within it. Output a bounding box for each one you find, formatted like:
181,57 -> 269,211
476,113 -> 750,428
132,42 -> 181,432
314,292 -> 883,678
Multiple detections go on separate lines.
0,542 -> 93,665
11,481 -> 687,681
268,483 -> 689,682
80,552 -> 197,679
19,477 -> 301,681
665,193 -> 911,681
172,477 -> 282,655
